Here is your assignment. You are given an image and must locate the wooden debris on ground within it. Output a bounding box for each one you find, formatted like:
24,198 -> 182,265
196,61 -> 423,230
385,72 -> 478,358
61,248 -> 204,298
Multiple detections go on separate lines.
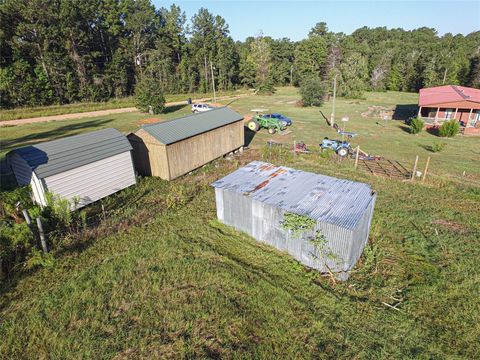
357,158 -> 410,180
361,105 -> 393,120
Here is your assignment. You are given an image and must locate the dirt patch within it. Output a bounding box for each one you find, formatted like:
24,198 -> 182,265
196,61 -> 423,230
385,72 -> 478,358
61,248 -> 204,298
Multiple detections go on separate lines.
361,106 -> 393,120
431,219 -> 468,234
137,117 -> 161,125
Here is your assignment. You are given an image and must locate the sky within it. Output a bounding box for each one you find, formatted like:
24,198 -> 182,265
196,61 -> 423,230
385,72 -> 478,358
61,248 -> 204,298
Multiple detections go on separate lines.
153,0 -> 480,40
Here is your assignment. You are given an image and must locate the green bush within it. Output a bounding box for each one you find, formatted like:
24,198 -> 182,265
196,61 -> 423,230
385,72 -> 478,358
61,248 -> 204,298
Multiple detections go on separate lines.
299,77 -> 327,106
410,117 -> 424,134
439,119 -> 460,137
430,142 -> 447,153
135,76 -> 165,114
255,81 -> 276,95
0,188 -> 87,278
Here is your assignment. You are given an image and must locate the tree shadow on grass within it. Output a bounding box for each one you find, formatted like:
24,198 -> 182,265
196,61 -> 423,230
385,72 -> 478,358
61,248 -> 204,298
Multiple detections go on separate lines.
393,104 -> 417,121
426,127 -> 440,136
398,124 -> 412,134
162,103 -> 187,114
0,118 -> 115,154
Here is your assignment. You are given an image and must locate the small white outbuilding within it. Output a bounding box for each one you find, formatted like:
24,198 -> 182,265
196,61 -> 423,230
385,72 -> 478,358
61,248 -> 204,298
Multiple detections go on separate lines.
8,128 -> 136,209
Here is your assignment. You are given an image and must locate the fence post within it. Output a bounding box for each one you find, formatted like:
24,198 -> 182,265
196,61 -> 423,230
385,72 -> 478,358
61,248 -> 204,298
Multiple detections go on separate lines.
22,209 -> 32,225
422,156 -> 431,182
354,146 -> 360,170
36,217 -> 48,253
101,203 -> 106,221
411,155 -> 419,181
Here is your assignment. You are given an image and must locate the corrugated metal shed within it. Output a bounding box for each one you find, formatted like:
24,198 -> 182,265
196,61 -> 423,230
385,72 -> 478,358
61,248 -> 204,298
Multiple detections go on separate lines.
212,161 -> 377,279
211,161 -> 374,230
10,128 -> 132,179
142,107 -> 243,145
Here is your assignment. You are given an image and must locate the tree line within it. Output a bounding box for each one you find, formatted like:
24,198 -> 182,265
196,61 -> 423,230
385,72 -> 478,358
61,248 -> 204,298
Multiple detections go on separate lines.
1,0 -> 479,108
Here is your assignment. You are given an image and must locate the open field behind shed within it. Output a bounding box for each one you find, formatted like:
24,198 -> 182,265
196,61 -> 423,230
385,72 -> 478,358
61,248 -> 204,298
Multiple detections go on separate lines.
2,88 -> 479,182
1,88 -> 479,358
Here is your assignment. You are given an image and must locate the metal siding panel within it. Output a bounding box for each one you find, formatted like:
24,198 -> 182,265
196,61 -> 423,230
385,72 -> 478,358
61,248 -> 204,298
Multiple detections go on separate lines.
215,189 -> 356,276
215,188 -> 224,221
349,193 -> 377,268
8,153 -> 33,186
44,152 -> 136,209
221,190 -> 252,234
31,173 -> 47,207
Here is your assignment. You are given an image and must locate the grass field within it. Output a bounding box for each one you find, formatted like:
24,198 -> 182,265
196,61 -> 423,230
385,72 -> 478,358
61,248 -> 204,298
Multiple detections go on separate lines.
0,89 -> 245,121
1,88 -> 479,358
2,88 -> 478,182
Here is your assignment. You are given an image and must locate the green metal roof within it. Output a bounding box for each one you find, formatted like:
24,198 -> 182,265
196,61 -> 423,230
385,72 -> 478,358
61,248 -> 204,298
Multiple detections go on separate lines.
141,107 -> 243,145
11,128 -> 132,179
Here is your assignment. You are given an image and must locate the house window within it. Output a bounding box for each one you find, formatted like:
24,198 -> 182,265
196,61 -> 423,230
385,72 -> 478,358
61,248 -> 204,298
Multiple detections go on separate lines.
444,109 -> 453,119
469,110 -> 480,127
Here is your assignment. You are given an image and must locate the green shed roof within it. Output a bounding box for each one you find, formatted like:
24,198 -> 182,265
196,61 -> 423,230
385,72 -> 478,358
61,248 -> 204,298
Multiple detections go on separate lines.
141,107 -> 243,145
10,128 -> 132,179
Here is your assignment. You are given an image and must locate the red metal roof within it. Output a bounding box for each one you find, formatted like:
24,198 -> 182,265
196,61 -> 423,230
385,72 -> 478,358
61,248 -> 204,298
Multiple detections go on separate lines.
419,85 -> 480,106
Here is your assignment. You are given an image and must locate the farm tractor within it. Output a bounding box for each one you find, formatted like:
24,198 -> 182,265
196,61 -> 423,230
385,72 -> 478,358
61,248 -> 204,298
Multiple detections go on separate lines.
246,109 -> 285,134
320,138 -> 353,157
320,137 -> 381,160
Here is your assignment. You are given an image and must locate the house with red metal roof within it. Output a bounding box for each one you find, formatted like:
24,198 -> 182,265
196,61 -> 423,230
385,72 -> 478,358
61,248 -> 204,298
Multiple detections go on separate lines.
417,85 -> 480,133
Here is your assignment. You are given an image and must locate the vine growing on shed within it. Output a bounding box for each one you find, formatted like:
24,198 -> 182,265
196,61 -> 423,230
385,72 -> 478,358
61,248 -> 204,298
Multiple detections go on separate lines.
281,212 -> 316,236
281,212 -> 340,266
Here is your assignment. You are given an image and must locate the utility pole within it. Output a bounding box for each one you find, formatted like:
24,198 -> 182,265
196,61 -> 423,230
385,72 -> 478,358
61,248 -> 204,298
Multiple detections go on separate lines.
290,64 -> 294,86
331,74 -> 337,127
210,61 -> 216,104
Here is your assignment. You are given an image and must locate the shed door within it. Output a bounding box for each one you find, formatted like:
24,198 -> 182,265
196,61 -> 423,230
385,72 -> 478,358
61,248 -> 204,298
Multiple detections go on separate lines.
43,151 -> 136,209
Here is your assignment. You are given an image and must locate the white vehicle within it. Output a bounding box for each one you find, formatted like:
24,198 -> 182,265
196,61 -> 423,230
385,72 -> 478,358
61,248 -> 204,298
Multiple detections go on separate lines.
191,103 -> 214,113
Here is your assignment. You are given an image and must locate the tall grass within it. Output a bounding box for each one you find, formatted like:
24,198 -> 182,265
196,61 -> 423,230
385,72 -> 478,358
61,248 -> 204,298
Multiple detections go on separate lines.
1,152 -> 479,358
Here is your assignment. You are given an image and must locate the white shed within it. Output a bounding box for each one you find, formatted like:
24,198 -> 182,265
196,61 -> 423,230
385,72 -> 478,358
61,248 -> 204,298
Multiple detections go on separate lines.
8,128 -> 136,209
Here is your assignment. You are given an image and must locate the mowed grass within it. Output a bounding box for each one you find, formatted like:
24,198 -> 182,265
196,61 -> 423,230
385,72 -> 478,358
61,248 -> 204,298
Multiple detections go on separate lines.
0,151 -> 479,358
1,88 -> 479,357
2,87 -> 479,181
0,89 -> 245,121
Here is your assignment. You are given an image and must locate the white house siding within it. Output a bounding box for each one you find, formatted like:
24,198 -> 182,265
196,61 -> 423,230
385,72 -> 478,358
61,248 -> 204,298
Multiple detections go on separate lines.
43,151 -> 136,209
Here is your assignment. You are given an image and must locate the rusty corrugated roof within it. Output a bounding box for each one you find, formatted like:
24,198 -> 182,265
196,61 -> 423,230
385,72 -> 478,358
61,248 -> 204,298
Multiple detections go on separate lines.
211,161 -> 376,230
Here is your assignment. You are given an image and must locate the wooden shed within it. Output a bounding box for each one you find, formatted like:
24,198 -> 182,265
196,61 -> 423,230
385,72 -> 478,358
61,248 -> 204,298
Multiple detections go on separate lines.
128,107 -> 244,180
8,128 -> 136,209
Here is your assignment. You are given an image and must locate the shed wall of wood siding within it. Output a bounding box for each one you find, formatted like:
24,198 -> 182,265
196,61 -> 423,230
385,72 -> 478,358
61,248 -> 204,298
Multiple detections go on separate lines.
43,151 -> 136,209
130,120 -> 244,180
128,130 -> 169,178
165,120 -> 244,180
